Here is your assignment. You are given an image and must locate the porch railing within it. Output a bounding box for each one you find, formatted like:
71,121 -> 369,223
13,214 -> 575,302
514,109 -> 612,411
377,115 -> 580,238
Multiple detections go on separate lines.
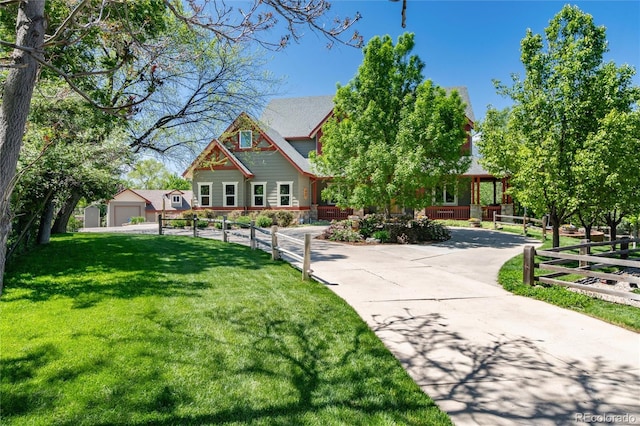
425,206 -> 470,220
317,206 -> 353,221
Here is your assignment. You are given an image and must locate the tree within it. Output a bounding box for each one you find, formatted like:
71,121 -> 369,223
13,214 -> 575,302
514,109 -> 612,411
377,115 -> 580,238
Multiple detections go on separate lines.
311,33 -> 469,217
574,110 -> 640,243
0,0 -> 362,293
478,5 -> 639,247
125,158 -> 189,190
9,85 -> 130,252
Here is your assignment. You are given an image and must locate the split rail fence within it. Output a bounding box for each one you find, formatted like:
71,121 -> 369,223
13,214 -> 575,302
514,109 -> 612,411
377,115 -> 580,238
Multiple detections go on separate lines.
523,237 -> 640,302
158,215 -> 313,280
493,212 -> 547,239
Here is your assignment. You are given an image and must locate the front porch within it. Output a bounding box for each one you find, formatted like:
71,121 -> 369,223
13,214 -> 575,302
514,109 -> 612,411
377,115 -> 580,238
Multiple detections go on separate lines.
424,205 -> 502,221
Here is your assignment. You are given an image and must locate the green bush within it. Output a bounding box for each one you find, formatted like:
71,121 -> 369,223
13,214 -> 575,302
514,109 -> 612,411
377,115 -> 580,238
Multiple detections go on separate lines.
276,210 -> 294,227
130,216 -> 145,224
234,215 -> 252,227
373,230 -> 390,243
322,220 -> 364,243
196,219 -> 209,229
359,214 -> 386,238
256,215 -> 273,228
173,219 -> 187,228
67,216 -> 82,232
324,216 -> 450,244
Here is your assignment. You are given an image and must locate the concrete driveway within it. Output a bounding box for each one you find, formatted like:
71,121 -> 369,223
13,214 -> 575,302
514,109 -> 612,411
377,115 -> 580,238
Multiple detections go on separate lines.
305,228 -> 640,426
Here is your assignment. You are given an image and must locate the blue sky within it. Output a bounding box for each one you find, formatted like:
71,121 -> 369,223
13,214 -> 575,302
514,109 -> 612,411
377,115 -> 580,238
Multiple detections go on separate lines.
262,0 -> 640,122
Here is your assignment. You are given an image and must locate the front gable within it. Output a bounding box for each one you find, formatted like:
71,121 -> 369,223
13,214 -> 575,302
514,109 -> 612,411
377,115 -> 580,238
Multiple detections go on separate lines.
112,189 -> 150,203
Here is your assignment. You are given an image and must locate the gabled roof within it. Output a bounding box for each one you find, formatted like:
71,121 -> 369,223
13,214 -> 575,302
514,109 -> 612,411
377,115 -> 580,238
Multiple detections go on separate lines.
112,189 -> 194,211
182,138 -> 254,179
446,86 -> 475,123
260,124 -> 316,176
260,95 -> 335,138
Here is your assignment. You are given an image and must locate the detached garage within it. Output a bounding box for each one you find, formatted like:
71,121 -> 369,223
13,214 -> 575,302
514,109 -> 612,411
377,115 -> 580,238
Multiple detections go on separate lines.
106,189 -> 193,226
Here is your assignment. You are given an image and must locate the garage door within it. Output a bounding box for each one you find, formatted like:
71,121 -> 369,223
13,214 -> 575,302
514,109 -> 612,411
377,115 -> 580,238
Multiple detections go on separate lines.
114,206 -> 142,226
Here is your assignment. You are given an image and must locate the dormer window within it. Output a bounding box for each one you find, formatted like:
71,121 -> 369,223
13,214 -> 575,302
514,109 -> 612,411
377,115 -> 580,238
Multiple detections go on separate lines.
239,130 -> 252,149
171,194 -> 182,206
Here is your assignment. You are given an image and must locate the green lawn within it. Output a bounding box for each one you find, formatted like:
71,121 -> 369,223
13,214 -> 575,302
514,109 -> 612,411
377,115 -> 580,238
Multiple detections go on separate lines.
1,233 -> 451,425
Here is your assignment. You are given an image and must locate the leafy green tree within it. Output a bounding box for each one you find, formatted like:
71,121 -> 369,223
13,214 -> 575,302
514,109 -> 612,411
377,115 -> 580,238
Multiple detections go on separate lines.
125,158 -> 189,190
312,33 -> 469,217
0,0 -> 362,293
10,86 -> 130,251
574,110 -> 640,242
478,5 -> 639,247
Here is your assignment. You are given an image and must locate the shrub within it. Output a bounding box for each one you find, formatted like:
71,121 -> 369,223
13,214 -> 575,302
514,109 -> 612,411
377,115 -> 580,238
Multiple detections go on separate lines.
234,215 -> 252,227
196,220 -> 209,229
67,216 -> 82,232
130,216 -> 145,224
359,214 -> 386,238
256,215 -> 273,228
276,211 -> 294,227
372,230 -> 390,243
203,209 -> 218,219
173,219 -> 187,228
322,220 -> 364,243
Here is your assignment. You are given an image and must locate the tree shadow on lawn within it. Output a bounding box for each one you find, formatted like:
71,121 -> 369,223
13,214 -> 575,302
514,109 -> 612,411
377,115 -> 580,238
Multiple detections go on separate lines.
1,302 -> 449,425
2,233 -> 282,306
370,309 -> 639,425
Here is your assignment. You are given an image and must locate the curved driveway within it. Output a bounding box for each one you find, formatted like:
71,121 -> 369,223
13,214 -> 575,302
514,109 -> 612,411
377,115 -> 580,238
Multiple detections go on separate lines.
303,227 -> 639,426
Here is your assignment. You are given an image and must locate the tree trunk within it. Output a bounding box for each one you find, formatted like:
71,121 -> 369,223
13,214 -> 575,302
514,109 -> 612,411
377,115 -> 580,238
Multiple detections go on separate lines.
604,210 -> 624,251
52,191 -> 83,234
0,2 -> 46,295
549,210 -> 561,248
37,196 -> 55,245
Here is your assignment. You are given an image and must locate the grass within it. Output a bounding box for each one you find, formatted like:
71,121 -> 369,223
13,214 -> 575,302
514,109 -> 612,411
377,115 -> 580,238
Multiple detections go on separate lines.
437,219 -> 640,331
0,233 -> 451,425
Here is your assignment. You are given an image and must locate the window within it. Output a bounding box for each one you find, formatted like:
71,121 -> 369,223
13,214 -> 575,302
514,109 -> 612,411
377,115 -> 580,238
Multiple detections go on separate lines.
239,130 -> 252,149
433,184 -> 457,206
222,182 -> 237,207
251,182 -> 266,207
277,182 -> 292,207
171,194 -> 182,206
198,183 -> 212,207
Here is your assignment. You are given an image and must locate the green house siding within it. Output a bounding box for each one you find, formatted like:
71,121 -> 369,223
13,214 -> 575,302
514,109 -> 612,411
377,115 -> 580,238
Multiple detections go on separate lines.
192,169 -> 246,208
192,151 -> 311,209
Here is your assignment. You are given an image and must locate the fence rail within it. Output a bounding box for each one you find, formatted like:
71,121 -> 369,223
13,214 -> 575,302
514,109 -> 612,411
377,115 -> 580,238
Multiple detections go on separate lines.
158,215 -> 312,280
494,213 -> 546,238
523,238 -> 640,302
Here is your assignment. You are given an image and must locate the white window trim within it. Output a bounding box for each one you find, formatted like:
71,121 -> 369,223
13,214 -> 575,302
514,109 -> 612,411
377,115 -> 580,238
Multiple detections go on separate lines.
239,130 -> 252,149
198,182 -> 212,207
251,182 -> 266,208
432,184 -> 457,206
171,194 -> 182,205
277,181 -> 293,207
222,182 -> 238,207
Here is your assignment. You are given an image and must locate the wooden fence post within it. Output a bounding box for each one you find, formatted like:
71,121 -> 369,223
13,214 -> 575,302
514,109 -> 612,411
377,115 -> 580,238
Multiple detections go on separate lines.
222,216 -> 228,243
271,226 -> 280,260
579,239 -> 590,268
523,215 -> 528,236
523,245 -> 536,285
493,211 -> 497,229
542,216 -> 547,240
303,233 -> 311,280
250,220 -> 256,250
193,215 -> 197,238
621,237 -> 630,259
158,215 -> 163,235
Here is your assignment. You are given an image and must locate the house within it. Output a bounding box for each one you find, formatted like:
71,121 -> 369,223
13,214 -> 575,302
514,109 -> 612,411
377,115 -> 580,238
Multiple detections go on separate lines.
184,91 -> 509,222
106,189 -> 193,226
